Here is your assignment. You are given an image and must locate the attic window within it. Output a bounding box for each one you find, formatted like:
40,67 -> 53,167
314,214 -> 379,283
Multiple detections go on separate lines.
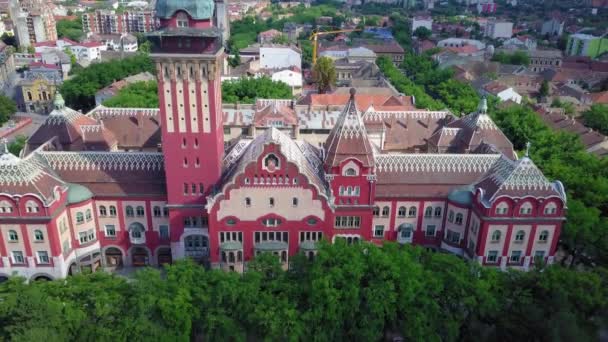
176,12 -> 189,28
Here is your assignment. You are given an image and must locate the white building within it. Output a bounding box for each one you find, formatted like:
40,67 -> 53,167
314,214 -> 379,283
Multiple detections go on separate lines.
485,21 -> 513,39
271,67 -> 303,94
541,17 -> 564,37
259,46 -> 301,70
483,81 -> 522,104
437,38 -> 486,50
412,15 -> 433,33
34,39 -> 107,64
319,46 -> 376,63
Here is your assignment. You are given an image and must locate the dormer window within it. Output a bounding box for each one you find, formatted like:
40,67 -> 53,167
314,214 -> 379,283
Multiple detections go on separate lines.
345,168 -> 357,176
544,202 -> 557,215
176,12 -> 189,28
495,202 -> 509,215
519,202 -> 533,215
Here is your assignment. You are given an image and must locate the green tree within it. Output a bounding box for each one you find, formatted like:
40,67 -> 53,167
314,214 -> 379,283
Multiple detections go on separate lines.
56,18 -> 84,41
1,32 -> 16,47
413,26 -> 432,40
582,104 -> 608,135
222,77 -> 292,103
8,135 -> 26,156
0,95 -> 17,125
312,56 -> 336,94
228,49 -> 241,68
539,80 -> 550,97
102,81 -> 158,108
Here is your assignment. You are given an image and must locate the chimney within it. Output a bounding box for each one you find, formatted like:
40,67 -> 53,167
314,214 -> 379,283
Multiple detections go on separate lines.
293,124 -> 300,140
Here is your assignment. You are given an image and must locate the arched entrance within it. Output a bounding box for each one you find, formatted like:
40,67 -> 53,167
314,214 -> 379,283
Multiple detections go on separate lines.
157,247 -> 172,266
33,275 -> 52,281
184,235 -> 209,260
104,247 -> 123,268
129,222 -> 146,244
131,247 -> 150,266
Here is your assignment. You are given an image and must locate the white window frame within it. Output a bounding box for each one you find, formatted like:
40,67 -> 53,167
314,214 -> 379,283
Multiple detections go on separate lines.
373,225 -> 385,238
486,250 -> 498,263
37,251 -> 50,264
12,251 -> 24,264
159,225 -> 170,239
105,225 -> 116,237
425,225 -> 436,237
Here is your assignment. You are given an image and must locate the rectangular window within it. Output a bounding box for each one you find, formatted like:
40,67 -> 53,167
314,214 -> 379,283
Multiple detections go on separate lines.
374,225 -> 385,238
468,239 -> 475,252
425,225 -> 436,237
105,225 -> 116,237
159,225 -> 169,239
62,240 -> 70,254
534,250 -> 546,263
510,251 -> 522,263
12,251 -> 24,264
487,251 -> 498,263
87,229 -> 95,242
37,251 -> 49,264
447,230 -> 460,243
79,232 -> 88,244
334,216 -> 361,228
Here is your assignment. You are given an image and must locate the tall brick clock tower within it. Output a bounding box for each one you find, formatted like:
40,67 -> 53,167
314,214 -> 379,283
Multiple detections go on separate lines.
148,0 -> 224,259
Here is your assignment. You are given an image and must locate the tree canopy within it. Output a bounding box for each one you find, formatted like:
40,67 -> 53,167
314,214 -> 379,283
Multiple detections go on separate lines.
0,94 -> 17,125
582,104 -> 608,136
7,135 -> 26,156
102,81 -> 158,108
59,54 -> 154,112
491,51 -> 530,66
0,243 -> 606,341
222,77 -> 292,104
56,18 -> 84,42
312,56 -> 336,93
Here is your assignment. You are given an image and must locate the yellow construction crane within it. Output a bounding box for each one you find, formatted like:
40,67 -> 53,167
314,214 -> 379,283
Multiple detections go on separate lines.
309,28 -> 362,65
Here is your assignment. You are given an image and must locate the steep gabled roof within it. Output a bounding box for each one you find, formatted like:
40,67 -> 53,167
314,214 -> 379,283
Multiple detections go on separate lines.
474,154 -> 566,204
324,89 -> 374,168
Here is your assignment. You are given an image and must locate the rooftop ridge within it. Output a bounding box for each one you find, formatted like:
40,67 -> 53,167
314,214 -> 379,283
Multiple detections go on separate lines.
375,153 -> 501,173
89,106 -> 160,118
36,151 -> 165,171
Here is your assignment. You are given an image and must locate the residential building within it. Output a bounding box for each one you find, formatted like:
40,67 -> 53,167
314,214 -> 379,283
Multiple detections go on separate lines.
480,81 -> 523,104
528,49 -> 563,73
437,38 -> 486,51
259,45 -> 301,70
258,29 -> 282,44
484,20 -> 513,39
8,0 -> 57,47
361,41 -> 404,65
0,0 -> 566,281
34,38 -> 107,64
283,22 -> 305,42
0,41 -> 14,91
319,46 -> 377,63
501,36 -> 537,51
95,72 -> 155,106
81,9 -> 154,35
16,65 -> 61,114
541,17 -> 564,37
566,34 -> 608,58
412,15 -> 433,33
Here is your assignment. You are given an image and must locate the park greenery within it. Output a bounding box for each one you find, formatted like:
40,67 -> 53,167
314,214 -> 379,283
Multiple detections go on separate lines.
7,135 -> 26,157
56,18 -> 84,42
102,81 -> 159,108
0,95 -> 17,125
582,104 -> 608,136
490,51 -> 530,66
222,77 -> 292,104
0,243 -> 606,341
60,54 -> 154,112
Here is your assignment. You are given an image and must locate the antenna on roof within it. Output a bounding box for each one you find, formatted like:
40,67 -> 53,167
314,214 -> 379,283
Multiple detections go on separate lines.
525,141 -> 531,158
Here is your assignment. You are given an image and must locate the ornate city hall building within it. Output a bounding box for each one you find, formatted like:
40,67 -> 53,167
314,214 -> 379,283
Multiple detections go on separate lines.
0,1 -> 566,280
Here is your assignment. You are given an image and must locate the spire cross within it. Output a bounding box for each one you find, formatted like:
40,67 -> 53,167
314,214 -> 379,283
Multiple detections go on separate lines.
1,138 -> 8,154
525,141 -> 531,157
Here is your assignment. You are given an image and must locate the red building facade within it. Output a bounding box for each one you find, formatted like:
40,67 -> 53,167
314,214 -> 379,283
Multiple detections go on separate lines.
0,0 -> 566,281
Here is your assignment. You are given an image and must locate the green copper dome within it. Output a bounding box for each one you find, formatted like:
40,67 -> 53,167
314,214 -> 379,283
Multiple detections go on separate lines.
67,183 -> 93,204
155,0 -> 215,20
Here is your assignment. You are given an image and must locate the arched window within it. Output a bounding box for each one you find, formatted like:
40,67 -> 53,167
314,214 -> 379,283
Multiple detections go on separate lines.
129,222 -> 145,238
515,230 -> 525,241
228,252 -> 235,263
26,200 -> 39,213
539,230 -> 549,242
176,12 -> 189,28
76,212 -> 84,224
281,251 -> 287,262
125,206 -> 134,217
292,197 -> 298,207
99,205 -> 107,216
153,206 -> 161,217
237,251 -> 243,262
398,206 -> 406,217
455,213 -> 464,225
373,206 -> 380,217
434,207 -> 442,217
34,229 -> 44,241
491,230 -> 501,242
0,200 -> 13,213
448,210 -> 454,223
382,206 -> 390,217
424,207 -> 432,217
245,197 -> 251,207
345,168 -> 357,176
163,206 -> 169,217
544,202 -> 557,215
136,206 -> 145,217
85,209 -> 92,221
519,202 -> 533,215
8,230 -> 18,241
408,207 -> 417,217
109,205 -> 117,216
495,202 -> 509,215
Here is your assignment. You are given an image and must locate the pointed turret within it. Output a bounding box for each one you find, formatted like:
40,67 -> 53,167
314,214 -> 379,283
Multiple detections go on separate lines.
324,88 -> 374,169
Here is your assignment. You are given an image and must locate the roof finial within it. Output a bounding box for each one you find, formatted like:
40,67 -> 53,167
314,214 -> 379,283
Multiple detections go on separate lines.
349,87 -> 356,100
478,96 -> 488,114
525,141 -> 531,158
1,138 -> 8,154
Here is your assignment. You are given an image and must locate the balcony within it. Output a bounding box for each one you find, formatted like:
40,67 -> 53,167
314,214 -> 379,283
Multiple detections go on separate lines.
129,233 -> 146,245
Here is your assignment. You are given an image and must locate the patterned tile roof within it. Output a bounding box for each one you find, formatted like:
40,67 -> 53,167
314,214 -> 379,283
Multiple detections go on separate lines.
324,89 -> 375,168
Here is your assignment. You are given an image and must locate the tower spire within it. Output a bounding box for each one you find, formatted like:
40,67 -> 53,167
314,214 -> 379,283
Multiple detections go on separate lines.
525,141 -> 531,158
